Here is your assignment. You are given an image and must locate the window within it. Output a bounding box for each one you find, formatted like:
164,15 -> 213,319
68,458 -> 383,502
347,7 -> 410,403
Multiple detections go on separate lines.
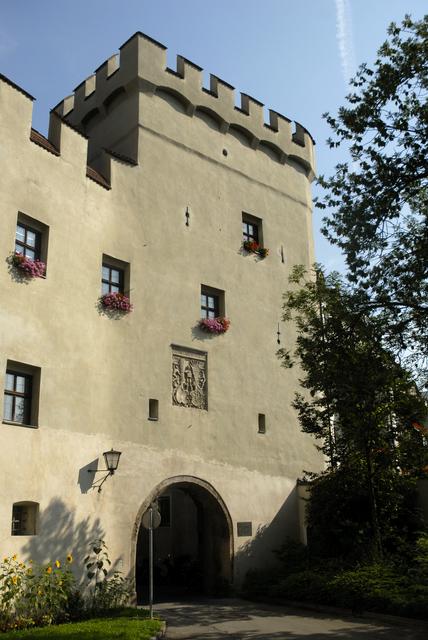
242,212 -> 263,245
3,362 -> 40,427
158,496 -> 171,527
201,290 -> 219,319
4,371 -> 32,424
148,399 -> 159,421
258,413 -> 266,434
102,264 -> 124,295
15,213 -> 49,269
101,255 -> 130,296
11,502 -> 38,536
200,285 -> 224,319
15,223 -> 41,260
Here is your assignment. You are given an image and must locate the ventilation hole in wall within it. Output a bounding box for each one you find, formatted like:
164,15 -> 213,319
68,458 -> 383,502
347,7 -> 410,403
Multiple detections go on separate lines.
222,148 -> 228,156
149,399 -> 159,421
281,245 -> 285,264
258,413 -> 266,434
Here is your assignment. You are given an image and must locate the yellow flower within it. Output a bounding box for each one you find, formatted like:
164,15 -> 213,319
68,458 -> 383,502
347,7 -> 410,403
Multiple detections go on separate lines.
46,566 -> 52,574
27,568 -> 32,575
12,554 -> 17,561
29,559 -> 33,564
66,554 -> 73,564
55,560 -> 61,568
37,589 -> 43,596
11,576 -> 18,585
19,563 -> 25,568
3,557 -> 8,563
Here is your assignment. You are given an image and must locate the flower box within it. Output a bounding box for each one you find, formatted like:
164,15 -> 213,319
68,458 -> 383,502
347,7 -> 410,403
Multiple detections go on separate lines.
11,252 -> 45,278
242,240 -> 269,258
100,292 -> 133,313
198,317 -> 230,334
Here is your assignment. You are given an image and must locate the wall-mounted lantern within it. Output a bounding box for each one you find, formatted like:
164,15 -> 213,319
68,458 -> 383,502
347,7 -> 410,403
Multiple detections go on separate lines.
103,449 -> 121,474
88,449 -> 122,492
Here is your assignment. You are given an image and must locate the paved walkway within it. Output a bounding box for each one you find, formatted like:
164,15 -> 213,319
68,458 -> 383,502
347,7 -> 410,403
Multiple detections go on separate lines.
155,598 -> 428,640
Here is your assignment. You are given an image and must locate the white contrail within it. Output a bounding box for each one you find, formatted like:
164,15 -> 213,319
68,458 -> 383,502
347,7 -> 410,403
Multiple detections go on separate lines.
335,0 -> 356,85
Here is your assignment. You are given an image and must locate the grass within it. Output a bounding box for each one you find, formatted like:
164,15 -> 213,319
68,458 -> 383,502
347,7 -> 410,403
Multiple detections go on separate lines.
1,608 -> 163,639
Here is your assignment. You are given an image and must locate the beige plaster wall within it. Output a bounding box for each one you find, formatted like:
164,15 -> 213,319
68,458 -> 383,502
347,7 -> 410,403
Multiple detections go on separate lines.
0,39 -> 322,584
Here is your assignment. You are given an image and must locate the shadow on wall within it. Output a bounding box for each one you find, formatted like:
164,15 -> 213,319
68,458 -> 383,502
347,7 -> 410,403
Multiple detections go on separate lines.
78,458 -> 100,494
21,497 -> 105,584
234,486 -> 299,585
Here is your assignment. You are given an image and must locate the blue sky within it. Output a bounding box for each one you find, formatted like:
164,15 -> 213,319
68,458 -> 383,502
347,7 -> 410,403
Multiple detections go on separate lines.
1,0 -> 426,270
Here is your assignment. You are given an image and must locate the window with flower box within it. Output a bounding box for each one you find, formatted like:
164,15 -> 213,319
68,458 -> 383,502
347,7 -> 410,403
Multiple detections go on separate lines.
242,213 -> 268,257
100,255 -> 132,312
14,213 -> 49,275
3,362 -> 40,427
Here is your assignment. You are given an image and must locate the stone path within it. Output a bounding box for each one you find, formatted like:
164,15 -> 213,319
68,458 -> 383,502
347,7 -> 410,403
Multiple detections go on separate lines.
154,598 -> 428,639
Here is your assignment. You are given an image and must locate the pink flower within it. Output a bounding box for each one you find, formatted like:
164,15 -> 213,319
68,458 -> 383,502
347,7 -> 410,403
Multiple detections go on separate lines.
101,292 -> 133,313
12,252 -> 45,278
198,317 -> 230,334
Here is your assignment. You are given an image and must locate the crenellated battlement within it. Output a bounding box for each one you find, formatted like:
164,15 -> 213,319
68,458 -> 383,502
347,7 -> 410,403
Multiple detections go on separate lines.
53,32 -> 316,179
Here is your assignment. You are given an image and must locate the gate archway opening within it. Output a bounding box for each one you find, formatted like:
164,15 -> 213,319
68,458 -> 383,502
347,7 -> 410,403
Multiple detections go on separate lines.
134,476 -> 233,602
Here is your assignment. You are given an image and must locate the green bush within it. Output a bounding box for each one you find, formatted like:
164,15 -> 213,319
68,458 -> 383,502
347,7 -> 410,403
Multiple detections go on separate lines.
242,558 -> 428,619
272,570 -> 333,604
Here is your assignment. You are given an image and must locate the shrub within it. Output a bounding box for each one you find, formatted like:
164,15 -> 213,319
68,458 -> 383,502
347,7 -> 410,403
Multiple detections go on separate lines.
84,540 -> 131,612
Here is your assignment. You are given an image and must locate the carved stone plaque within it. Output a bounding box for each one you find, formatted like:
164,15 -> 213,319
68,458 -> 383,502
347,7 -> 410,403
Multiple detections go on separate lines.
172,345 -> 207,410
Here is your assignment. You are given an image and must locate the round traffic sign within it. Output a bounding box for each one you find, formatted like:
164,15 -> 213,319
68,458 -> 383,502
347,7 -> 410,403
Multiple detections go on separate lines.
142,506 -> 161,529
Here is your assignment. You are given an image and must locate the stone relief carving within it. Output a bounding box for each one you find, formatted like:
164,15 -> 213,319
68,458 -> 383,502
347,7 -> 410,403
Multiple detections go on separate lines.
172,346 -> 207,409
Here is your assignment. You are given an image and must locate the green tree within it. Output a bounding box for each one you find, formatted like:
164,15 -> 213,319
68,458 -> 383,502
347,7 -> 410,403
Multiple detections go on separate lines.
279,266 -> 427,559
317,15 -> 428,384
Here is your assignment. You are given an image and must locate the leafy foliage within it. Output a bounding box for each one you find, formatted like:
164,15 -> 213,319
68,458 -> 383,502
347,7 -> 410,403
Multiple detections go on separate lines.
316,15 -> 428,385
0,555 -> 76,632
278,266 -> 427,558
243,536 -> 428,618
85,539 -> 130,611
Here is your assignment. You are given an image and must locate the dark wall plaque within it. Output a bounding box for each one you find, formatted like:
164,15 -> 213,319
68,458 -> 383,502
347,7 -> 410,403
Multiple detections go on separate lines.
237,521 -> 252,537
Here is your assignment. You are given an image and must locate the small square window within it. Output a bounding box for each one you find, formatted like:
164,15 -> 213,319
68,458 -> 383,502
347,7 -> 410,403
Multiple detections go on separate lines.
200,285 -> 225,319
158,496 -> 171,528
242,213 -> 263,246
11,502 -> 38,536
3,362 -> 40,427
101,255 -> 130,296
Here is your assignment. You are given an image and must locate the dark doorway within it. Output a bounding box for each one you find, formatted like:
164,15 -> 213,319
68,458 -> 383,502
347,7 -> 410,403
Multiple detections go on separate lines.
136,480 -> 232,602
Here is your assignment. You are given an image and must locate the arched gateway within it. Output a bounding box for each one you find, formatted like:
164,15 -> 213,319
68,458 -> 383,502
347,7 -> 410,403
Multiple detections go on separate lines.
131,476 -> 233,602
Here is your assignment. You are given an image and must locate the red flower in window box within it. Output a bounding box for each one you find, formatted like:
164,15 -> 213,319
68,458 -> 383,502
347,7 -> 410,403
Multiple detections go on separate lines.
242,240 -> 269,258
11,252 -> 45,278
198,317 -> 230,334
101,292 -> 133,312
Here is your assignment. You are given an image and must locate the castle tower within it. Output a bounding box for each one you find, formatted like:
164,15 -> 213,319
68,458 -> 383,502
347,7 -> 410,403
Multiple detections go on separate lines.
0,33 -> 322,597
